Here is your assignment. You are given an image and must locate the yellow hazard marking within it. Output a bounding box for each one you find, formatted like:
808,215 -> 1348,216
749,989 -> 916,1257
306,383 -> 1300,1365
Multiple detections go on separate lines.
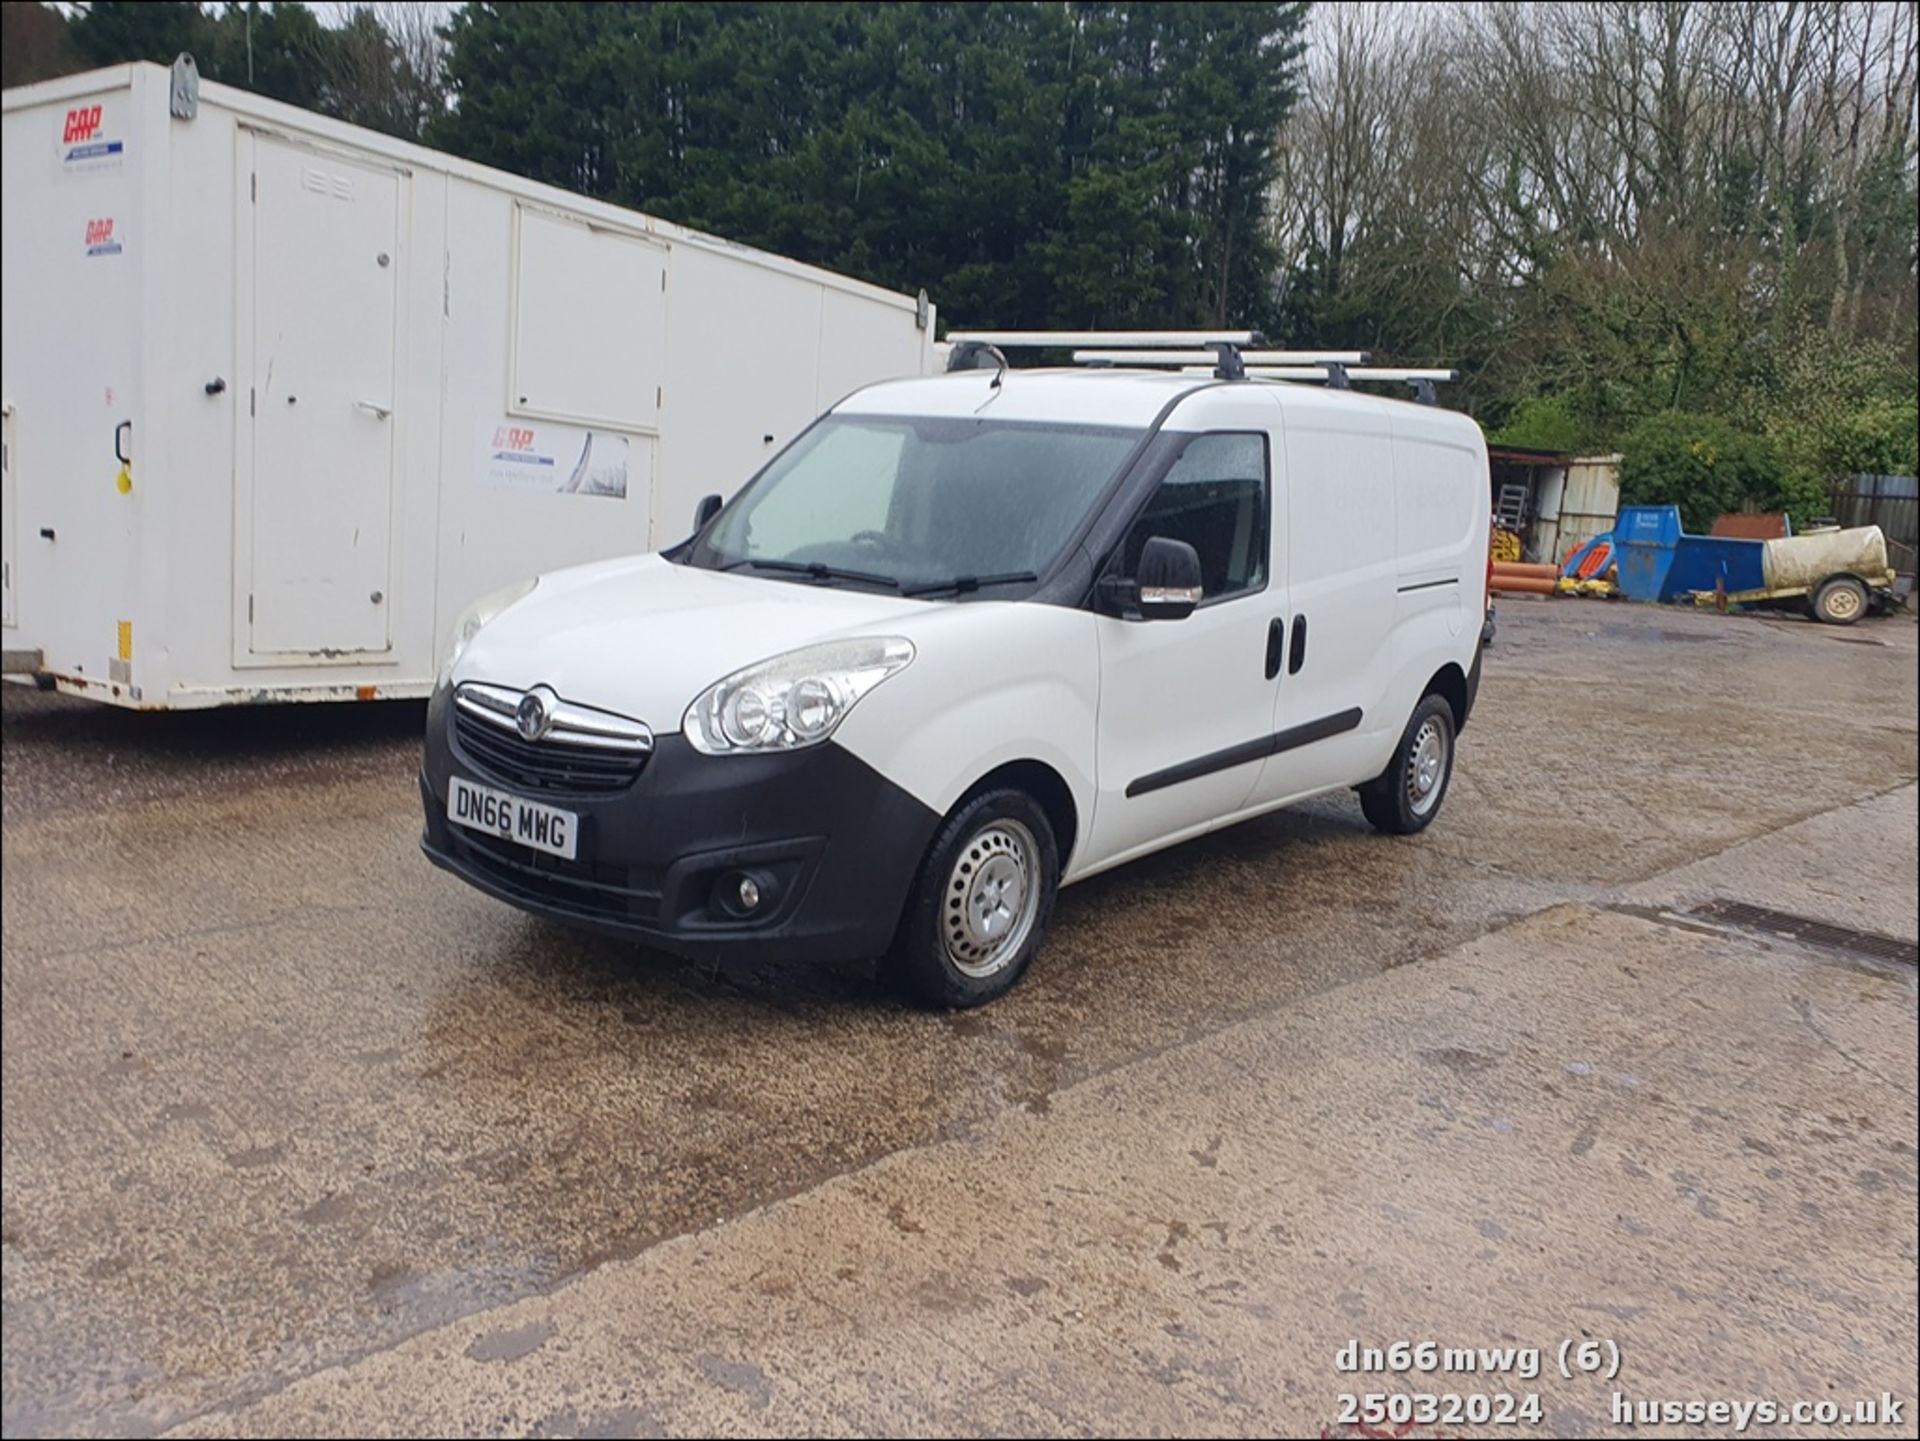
118,621 -> 132,661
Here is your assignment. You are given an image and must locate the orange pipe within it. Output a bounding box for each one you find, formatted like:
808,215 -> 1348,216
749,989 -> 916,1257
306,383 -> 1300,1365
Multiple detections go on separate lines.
1490,575 -> 1557,595
1491,561 -> 1559,579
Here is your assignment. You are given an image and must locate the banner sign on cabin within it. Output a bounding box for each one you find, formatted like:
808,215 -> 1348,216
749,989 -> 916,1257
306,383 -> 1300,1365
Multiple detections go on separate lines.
479,422 -> 628,499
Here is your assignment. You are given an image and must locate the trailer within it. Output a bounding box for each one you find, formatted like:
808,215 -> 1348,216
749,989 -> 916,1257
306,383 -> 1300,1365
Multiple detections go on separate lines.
1584,505 -> 1900,624
1,59 -> 936,709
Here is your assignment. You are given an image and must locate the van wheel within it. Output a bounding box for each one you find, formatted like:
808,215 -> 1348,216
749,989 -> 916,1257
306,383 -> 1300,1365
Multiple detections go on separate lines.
1811,576 -> 1866,626
1358,694 -> 1456,835
895,788 -> 1059,1008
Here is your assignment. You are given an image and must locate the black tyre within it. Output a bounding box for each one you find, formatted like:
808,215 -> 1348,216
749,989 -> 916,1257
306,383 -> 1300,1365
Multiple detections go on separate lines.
894,788 -> 1059,1008
1358,693 -> 1457,835
1811,576 -> 1867,626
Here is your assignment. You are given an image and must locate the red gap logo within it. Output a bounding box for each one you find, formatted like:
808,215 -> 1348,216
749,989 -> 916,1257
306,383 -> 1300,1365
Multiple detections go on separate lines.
84,218 -> 122,258
64,106 -> 103,144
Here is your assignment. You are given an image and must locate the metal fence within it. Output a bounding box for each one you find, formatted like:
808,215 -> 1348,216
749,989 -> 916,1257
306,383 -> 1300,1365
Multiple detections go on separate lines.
1830,474 -> 1918,578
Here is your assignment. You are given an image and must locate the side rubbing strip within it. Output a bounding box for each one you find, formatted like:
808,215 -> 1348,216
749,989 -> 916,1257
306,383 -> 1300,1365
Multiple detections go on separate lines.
1127,735 -> 1273,798
1272,706 -> 1365,755
1396,577 -> 1459,594
1126,707 -> 1364,798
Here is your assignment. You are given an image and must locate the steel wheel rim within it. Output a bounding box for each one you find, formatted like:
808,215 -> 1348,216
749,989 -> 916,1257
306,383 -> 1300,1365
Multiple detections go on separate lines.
1406,716 -> 1450,817
941,819 -> 1040,979
1825,586 -> 1862,620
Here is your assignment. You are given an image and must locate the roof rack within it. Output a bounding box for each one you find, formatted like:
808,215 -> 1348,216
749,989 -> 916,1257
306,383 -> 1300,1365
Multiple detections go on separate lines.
939,329 -> 1458,401
945,330 -> 1266,380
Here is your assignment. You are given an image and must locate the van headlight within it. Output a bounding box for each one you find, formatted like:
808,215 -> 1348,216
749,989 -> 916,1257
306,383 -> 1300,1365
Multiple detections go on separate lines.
684,637 -> 915,754
439,577 -> 538,684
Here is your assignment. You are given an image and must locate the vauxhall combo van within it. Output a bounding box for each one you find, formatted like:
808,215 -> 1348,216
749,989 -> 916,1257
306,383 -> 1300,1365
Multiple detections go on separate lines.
420,353 -> 1489,1006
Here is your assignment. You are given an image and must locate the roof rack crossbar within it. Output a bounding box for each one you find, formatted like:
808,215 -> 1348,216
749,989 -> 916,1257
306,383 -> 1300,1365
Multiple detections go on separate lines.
1179,365 -> 1459,405
947,330 -> 1265,348
1247,367 -> 1458,383
1186,366 -> 1457,381
1074,349 -> 1372,366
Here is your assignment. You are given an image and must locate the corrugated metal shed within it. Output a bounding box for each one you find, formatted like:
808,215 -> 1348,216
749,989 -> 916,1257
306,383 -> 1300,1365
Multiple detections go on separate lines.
1831,475 -> 1917,585
1534,454 -> 1620,562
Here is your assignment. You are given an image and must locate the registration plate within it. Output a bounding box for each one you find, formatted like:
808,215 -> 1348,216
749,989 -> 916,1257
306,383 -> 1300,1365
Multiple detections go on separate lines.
448,775 -> 579,860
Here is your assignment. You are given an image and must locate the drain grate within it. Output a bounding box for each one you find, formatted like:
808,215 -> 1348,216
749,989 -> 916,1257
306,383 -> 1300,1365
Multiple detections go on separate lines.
1688,899 -> 1918,966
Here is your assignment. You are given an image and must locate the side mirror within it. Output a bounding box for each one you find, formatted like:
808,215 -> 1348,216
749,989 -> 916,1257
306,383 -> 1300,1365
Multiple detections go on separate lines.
693,493 -> 723,531
1137,536 -> 1203,619
1098,536 -> 1203,620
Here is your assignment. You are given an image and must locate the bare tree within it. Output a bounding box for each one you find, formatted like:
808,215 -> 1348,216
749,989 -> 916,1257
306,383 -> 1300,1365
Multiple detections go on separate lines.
1278,1 -> 1917,352
323,2 -> 449,141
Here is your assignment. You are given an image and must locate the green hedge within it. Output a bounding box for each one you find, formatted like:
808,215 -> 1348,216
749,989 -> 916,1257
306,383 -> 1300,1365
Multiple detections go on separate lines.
1488,395 -> 1590,455
1617,413 -> 1793,533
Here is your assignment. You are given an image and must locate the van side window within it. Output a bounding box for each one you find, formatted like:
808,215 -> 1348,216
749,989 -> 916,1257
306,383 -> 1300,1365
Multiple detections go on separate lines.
1122,432 -> 1268,601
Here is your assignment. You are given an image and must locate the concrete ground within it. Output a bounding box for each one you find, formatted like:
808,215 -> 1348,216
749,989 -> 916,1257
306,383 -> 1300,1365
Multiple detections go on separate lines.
2,599 -> 1915,1438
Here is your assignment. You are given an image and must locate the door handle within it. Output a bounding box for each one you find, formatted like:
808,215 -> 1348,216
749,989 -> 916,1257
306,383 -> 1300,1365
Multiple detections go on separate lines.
1265,617 -> 1286,680
1289,615 -> 1308,674
353,400 -> 392,420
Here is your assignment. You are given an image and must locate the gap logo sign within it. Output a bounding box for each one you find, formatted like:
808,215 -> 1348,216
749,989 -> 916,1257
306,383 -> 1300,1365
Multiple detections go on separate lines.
59,103 -> 125,170
84,218 -> 123,258
491,426 -> 542,461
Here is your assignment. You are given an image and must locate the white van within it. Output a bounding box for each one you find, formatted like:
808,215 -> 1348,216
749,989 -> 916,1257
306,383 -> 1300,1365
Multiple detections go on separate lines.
421,341 -> 1490,1006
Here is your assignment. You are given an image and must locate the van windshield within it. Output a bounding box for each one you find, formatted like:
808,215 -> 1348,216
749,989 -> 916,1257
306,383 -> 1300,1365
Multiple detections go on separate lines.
685,415 -> 1142,593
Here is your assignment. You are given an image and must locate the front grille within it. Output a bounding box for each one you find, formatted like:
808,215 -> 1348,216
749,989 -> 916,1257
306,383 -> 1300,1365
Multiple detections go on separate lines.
450,826 -> 663,925
453,705 -> 648,796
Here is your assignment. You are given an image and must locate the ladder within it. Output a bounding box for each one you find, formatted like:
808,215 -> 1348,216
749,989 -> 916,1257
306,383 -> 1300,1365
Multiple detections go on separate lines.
942,330 -> 1458,405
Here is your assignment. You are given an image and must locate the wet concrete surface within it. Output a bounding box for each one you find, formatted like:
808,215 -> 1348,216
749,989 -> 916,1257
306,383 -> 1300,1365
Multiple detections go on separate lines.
2,600 -> 1916,1435
170,883 -> 1920,1439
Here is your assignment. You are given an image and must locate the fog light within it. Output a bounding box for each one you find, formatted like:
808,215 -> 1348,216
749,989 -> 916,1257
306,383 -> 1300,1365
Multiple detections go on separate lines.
710,867 -> 780,922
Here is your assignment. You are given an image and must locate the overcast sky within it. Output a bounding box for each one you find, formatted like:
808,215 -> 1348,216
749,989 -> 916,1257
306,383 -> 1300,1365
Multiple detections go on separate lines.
308,1 -> 455,26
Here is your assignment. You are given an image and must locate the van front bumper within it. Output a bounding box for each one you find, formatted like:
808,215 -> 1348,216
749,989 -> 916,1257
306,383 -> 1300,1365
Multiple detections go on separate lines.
419,687 -> 940,968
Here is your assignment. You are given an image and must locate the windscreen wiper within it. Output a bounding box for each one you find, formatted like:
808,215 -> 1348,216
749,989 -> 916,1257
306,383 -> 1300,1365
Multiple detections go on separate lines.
901,571 -> 1039,597
729,557 -> 901,590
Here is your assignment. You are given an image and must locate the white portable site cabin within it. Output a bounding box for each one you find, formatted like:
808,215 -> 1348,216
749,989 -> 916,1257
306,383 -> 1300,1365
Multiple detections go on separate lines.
0,59 -> 936,709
